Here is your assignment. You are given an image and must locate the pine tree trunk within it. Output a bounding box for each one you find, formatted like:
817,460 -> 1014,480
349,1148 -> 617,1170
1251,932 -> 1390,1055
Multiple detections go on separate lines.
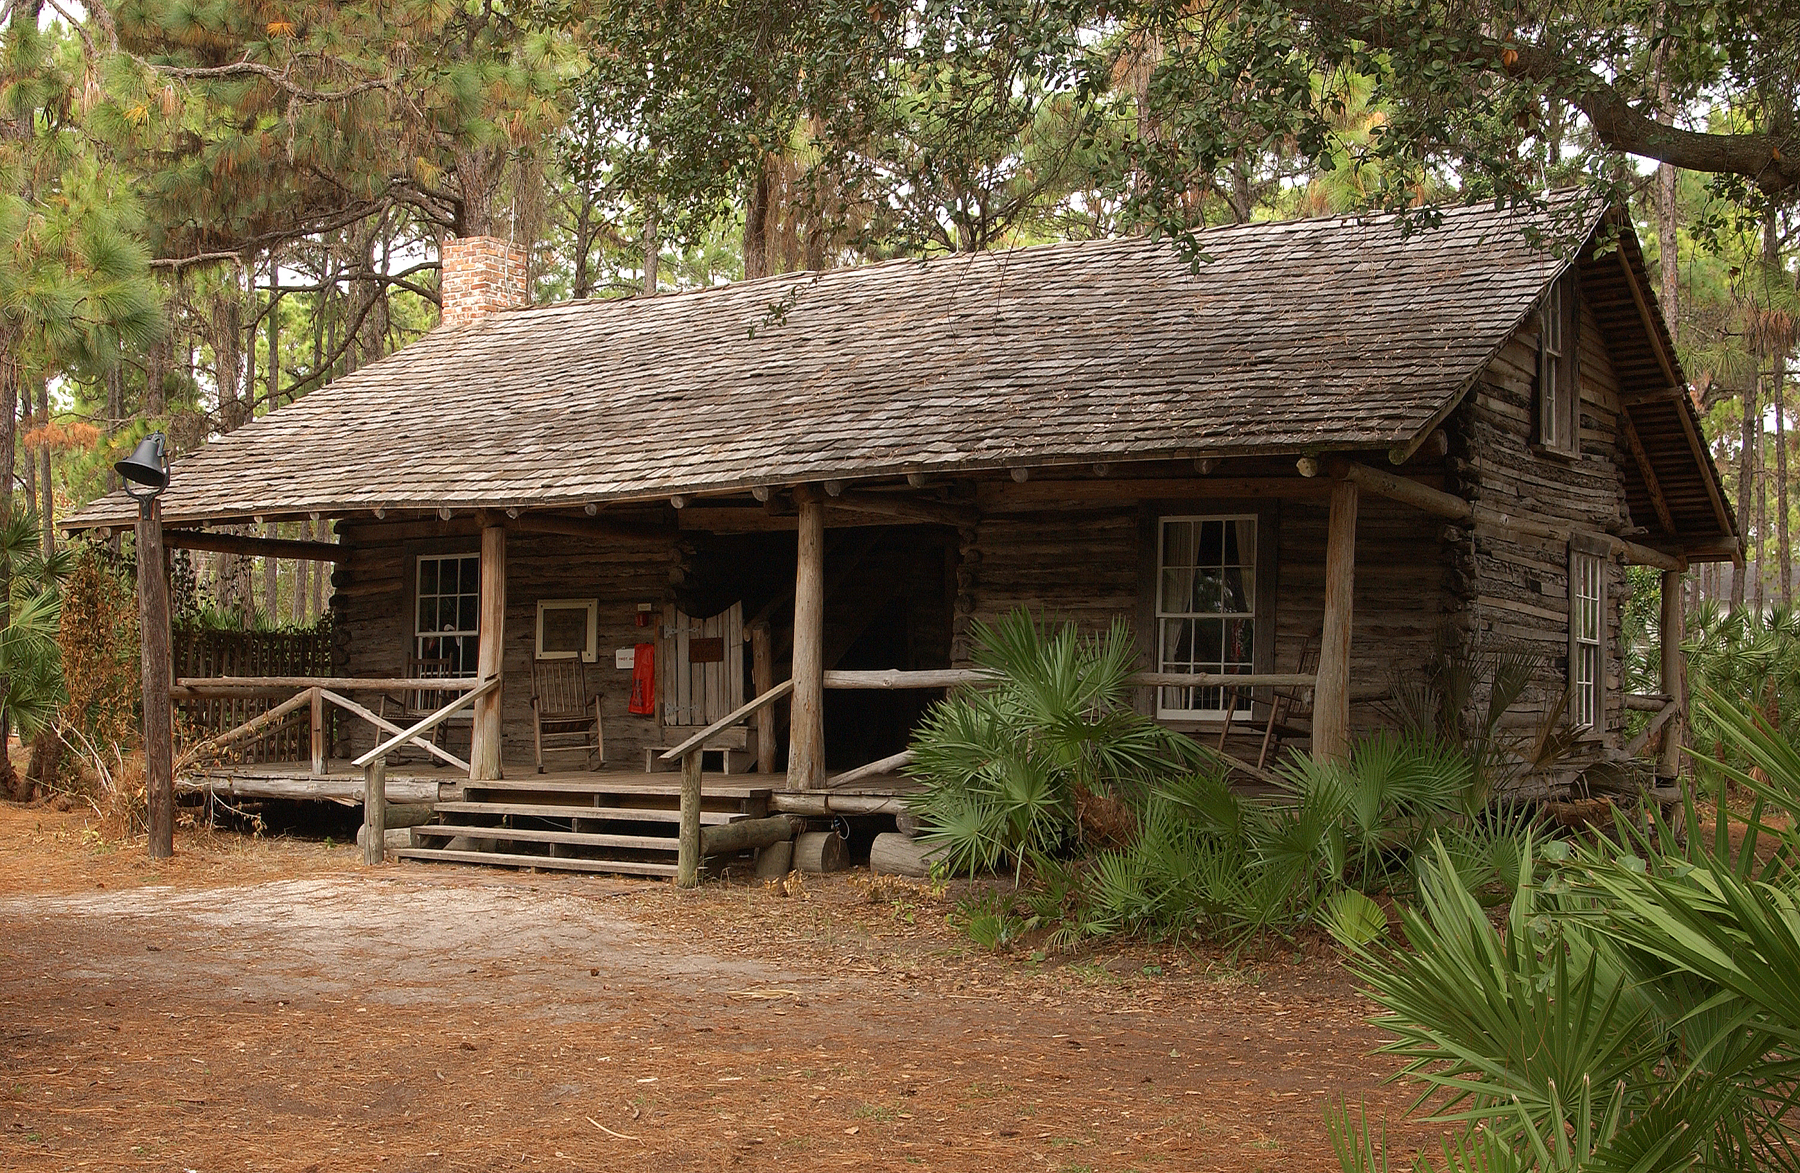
643,207 -> 660,296
1736,378 -> 1759,611
744,158 -> 772,281
1770,209 -> 1792,608
35,379 -> 52,557
0,329 -> 17,797
263,522 -> 279,625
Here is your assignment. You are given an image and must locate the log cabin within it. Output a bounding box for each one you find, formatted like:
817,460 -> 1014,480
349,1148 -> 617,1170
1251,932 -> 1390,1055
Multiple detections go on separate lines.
66,192 -> 1736,879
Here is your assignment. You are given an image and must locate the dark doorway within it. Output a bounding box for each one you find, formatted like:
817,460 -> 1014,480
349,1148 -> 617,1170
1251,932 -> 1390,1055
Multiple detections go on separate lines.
677,523 -> 957,773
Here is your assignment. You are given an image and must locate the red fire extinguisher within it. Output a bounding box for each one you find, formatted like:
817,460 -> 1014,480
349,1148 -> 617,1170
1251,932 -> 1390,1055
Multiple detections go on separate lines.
628,642 -> 656,715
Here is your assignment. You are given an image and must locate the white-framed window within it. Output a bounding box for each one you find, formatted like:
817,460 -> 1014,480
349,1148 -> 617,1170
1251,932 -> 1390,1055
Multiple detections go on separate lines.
415,553 -> 481,675
1156,515 -> 1257,719
1570,546 -> 1603,730
1538,276 -> 1579,452
536,598 -> 598,662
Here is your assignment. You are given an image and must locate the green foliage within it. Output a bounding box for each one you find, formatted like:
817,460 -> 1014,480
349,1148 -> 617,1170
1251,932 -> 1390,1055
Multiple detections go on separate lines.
906,609 -> 1202,877
58,545 -> 140,753
912,609 -> 1520,951
1334,692 -> 1800,1172
0,514 -> 72,744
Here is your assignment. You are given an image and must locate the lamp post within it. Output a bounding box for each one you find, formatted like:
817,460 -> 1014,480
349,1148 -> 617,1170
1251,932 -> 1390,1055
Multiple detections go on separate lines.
115,434 -> 173,859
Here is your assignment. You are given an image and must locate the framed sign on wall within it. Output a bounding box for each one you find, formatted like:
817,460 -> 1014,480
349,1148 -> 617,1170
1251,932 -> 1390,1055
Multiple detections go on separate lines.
536,598 -> 599,662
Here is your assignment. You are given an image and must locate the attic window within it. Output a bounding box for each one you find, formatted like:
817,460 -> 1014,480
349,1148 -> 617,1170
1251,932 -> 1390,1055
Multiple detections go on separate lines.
1537,275 -> 1580,454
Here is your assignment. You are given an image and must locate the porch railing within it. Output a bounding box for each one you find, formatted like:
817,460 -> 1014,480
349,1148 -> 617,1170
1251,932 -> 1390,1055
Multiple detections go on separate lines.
174,675 -> 484,777
656,667 -> 1321,888
352,676 -> 501,866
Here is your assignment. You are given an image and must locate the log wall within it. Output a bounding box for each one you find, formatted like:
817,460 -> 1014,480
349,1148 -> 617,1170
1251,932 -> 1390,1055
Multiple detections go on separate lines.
1447,284 -> 1631,743
329,515 -> 683,766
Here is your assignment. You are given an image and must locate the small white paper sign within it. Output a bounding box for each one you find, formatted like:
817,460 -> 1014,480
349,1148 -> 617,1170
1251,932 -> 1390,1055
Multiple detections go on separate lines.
615,646 -> 637,670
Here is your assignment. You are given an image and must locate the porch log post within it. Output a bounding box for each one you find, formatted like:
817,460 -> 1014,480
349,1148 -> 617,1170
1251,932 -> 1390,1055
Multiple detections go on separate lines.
137,499 -> 175,860
470,523 -> 506,781
1658,568 -> 1685,780
788,488 -> 827,790
1313,476 -> 1358,763
362,757 -> 386,866
751,622 -> 776,775
677,749 -> 702,888
309,686 -> 326,775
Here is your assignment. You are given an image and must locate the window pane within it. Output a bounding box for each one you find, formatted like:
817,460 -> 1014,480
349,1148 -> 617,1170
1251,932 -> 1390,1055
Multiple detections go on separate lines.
1198,520 -> 1223,566
1192,569 -> 1223,614
1162,521 -> 1196,570
1161,569 -> 1190,614
459,596 -> 478,633
1221,567 -> 1249,614
1161,619 -> 1193,668
418,598 -> 436,634
419,559 -> 439,596
1223,619 -> 1254,667
1196,619 -> 1224,667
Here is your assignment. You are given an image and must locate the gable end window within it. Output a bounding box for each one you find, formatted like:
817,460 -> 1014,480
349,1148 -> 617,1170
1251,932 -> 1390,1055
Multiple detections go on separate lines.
1537,275 -> 1581,453
415,553 -> 481,676
1156,516 -> 1257,719
1569,543 -> 1604,731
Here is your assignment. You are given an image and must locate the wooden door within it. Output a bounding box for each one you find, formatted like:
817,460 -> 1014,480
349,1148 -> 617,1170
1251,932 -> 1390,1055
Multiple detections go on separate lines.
659,602 -> 744,730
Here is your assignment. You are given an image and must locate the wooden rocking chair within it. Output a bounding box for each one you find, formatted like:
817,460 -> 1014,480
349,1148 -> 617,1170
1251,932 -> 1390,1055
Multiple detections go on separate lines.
1217,635 -> 1319,773
531,659 -> 604,773
379,656 -> 459,763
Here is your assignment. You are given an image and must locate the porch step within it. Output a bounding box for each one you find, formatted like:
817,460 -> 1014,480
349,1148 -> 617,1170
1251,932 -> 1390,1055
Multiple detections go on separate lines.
392,847 -> 678,877
396,774 -> 773,879
433,800 -> 735,825
464,778 -> 772,800
414,823 -> 678,852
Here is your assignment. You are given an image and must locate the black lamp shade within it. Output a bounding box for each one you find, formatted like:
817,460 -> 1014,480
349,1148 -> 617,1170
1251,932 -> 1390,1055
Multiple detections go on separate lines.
115,433 -> 169,491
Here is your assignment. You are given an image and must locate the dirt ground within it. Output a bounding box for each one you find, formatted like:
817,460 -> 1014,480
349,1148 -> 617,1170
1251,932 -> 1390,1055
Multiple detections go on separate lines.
0,805 -> 1444,1172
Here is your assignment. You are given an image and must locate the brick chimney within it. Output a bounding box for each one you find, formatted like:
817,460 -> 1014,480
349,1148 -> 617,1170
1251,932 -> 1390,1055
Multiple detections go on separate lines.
439,236 -> 530,327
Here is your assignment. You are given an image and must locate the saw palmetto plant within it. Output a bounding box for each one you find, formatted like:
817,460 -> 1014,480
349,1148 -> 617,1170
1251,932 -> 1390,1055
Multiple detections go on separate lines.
1332,688 -> 1800,1173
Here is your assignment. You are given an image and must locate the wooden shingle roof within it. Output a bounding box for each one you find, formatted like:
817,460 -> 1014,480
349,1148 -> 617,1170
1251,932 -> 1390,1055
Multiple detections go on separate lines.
74,195 -> 1637,529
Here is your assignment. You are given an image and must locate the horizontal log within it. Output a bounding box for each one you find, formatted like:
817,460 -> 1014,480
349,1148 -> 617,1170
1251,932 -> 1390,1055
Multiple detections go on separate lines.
165,530 -> 343,562
174,676 -> 483,697
1623,692 -> 1674,712
828,749 -> 914,787
820,668 -> 1318,690
771,792 -> 909,816
826,490 -> 979,528
869,832 -> 946,878
506,512 -> 672,543
823,669 -> 996,689
1128,672 -> 1317,689
1342,460 -> 1684,569
700,814 -> 800,856
179,774 -> 443,804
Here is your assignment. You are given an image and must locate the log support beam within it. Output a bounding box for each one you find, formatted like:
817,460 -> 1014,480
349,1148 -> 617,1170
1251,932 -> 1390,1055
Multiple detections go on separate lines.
1313,476 -> 1358,763
470,523 -> 506,781
136,499 -> 175,860
1658,568 -> 1685,780
751,622 -> 776,775
788,488 -> 827,790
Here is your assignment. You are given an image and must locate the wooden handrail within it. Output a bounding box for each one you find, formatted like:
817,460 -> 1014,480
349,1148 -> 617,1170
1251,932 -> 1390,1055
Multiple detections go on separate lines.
354,676 -> 499,768
819,668 -> 1317,690
177,687 -> 318,769
659,679 -> 795,763
319,688 -> 470,773
175,675 -> 483,696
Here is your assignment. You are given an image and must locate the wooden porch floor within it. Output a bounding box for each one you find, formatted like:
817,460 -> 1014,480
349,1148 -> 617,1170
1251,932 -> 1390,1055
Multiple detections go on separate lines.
182,760 -> 918,815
